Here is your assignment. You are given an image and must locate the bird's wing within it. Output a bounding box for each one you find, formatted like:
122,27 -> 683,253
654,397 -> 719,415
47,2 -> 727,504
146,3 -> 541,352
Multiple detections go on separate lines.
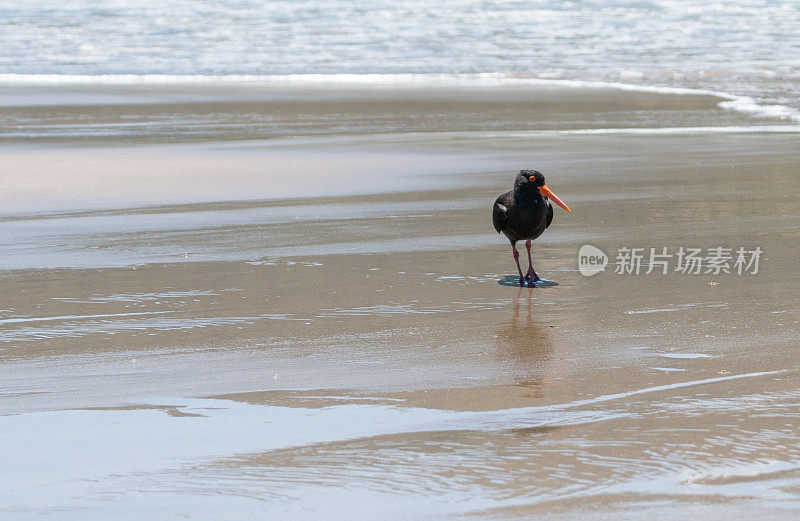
545,199 -> 553,229
492,193 -> 510,233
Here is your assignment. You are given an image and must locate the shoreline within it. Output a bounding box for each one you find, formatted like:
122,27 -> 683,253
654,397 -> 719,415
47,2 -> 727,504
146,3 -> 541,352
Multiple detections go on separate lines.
0,81 -> 792,146
1,71 -> 799,122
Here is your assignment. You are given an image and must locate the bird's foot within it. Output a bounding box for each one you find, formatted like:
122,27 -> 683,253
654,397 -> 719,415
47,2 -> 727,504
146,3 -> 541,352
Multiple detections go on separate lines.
525,268 -> 540,285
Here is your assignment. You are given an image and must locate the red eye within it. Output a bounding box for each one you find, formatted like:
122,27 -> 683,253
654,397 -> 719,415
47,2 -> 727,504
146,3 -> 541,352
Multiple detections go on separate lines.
529,176 -> 535,182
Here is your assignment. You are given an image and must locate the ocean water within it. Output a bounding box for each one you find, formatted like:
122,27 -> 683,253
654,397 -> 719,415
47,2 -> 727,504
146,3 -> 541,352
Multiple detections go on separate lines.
0,0 -> 799,121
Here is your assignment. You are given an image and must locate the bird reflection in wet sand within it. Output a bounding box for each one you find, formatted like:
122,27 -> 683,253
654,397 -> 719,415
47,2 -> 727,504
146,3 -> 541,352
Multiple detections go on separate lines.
495,287 -> 557,399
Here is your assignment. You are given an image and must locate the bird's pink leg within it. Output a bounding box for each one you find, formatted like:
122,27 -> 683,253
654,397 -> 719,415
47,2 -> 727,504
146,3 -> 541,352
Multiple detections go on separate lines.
512,245 -> 525,286
525,240 -> 540,283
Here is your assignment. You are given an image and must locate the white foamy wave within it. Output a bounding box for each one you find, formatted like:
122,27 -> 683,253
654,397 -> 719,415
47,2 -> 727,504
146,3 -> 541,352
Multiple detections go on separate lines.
718,97 -> 800,123
0,72 -> 730,93
1,72 -> 798,123
0,73 -> 278,85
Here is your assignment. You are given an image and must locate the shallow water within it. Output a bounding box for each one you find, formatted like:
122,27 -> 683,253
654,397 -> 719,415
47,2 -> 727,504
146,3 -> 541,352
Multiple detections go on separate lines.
6,371 -> 797,519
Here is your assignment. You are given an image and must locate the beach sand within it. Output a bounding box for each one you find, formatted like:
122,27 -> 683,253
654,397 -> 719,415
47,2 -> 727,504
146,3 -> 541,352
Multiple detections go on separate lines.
1,84 -> 799,519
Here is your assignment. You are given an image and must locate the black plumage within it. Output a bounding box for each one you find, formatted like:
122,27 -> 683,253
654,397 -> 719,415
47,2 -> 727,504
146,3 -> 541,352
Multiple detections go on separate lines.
493,170 -> 568,286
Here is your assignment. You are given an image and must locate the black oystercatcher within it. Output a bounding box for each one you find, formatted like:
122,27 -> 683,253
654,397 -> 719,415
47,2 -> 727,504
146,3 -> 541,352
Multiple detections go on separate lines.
492,170 -> 571,286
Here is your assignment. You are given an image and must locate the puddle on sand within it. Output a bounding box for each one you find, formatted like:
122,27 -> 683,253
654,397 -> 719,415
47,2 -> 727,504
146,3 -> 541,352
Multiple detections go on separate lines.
51,290 -> 219,304
316,298 -> 508,318
4,370 -> 798,519
658,353 -> 713,359
0,315 -> 272,343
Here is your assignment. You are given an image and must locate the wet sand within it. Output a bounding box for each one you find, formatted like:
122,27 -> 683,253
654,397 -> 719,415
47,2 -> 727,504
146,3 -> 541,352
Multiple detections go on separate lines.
1,85 -> 800,519
0,80 -> 760,144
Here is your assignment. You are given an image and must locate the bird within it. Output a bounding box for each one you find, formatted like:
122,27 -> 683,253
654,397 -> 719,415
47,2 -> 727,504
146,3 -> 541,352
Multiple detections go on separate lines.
493,170 -> 571,286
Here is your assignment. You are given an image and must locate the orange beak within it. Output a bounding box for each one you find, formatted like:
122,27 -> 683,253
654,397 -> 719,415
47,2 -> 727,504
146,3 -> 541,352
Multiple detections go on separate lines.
538,184 -> 571,212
